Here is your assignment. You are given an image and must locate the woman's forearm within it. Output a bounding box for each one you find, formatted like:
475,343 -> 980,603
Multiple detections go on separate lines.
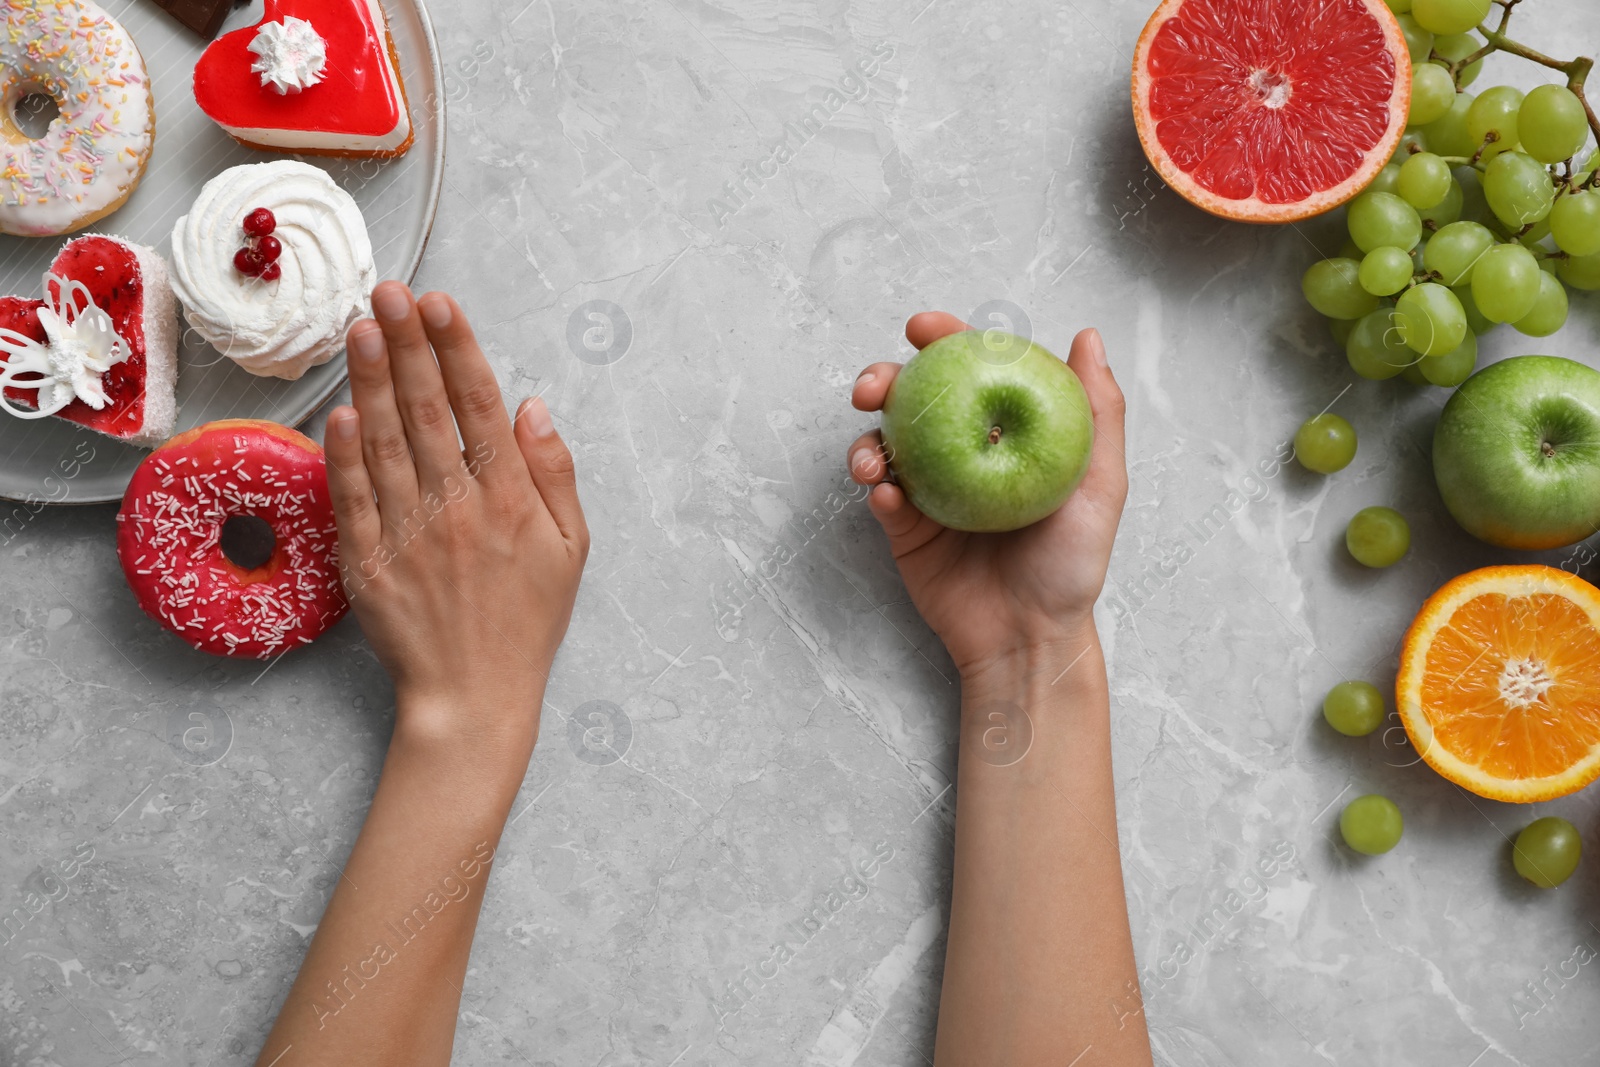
934,630 -> 1152,1067
254,694 -> 537,1067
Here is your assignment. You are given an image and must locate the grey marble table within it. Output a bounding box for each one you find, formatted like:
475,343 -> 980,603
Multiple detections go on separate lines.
5,1 -> 1600,1064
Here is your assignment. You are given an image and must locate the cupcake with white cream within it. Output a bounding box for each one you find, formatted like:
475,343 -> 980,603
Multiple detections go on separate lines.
171,160 -> 376,380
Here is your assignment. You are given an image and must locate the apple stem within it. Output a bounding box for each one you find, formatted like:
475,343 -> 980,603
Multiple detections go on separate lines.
988,426 -> 1002,445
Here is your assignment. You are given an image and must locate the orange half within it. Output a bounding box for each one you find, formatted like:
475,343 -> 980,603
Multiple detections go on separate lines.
1397,566 -> 1600,803
1132,0 -> 1411,222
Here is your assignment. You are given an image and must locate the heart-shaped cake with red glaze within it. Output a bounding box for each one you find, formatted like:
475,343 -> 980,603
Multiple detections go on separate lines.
193,0 -> 413,158
0,235 -> 178,448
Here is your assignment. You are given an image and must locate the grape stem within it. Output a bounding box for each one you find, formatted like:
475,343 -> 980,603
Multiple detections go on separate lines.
1453,131 -> 1499,168
1456,8 -> 1600,164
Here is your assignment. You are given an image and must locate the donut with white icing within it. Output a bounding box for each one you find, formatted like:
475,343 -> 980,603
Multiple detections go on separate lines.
116,419 -> 349,659
0,0 -> 155,237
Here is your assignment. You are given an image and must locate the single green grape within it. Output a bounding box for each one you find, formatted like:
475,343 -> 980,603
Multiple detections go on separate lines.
1294,413 -> 1358,474
1410,64 -> 1457,127
1329,316 -> 1359,347
1346,506 -> 1411,567
1420,330 -> 1477,385
1513,817 -> 1582,888
1340,795 -> 1404,855
1425,93 -> 1477,158
1519,84 -> 1590,164
1396,13 -> 1435,64
1411,0 -> 1490,35
1423,220 -> 1495,284
1398,152 -> 1452,208
1346,309 -> 1412,379
1482,151 -> 1555,228
1418,175 -> 1465,227
1359,246 -> 1416,295
1304,258 -> 1379,319
1467,86 -> 1523,160
1383,0 -> 1412,11
1323,681 -> 1385,736
1395,282 -> 1467,355
1452,284 -> 1496,334
1365,162 -> 1403,198
1557,250 -> 1600,290
1471,243 -> 1542,322
1550,189 -> 1600,256
1512,271 -> 1569,336
1348,191 -> 1423,252
1432,33 -> 1484,87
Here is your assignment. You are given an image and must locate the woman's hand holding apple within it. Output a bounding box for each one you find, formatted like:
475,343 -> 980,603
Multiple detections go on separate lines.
856,316 -> 1150,1067
846,313 -> 1128,682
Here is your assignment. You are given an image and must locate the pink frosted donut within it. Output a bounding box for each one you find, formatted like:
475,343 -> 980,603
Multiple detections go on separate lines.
116,419 -> 348,659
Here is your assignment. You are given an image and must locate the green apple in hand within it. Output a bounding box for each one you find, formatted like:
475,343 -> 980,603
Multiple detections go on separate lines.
880,331 -> 1095,532
1433,355 -> 1600,550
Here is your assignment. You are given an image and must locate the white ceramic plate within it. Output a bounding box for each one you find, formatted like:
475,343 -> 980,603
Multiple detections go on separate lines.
0,0 -> 443,504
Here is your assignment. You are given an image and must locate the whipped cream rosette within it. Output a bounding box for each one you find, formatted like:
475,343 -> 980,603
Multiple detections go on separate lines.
249,17 -> 327,94
172,160 -> 375,380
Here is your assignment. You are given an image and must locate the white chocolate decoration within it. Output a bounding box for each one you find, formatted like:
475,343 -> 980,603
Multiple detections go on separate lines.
0,275 -> 130,419
248,17 -> 328,95
171,161 -> 375,381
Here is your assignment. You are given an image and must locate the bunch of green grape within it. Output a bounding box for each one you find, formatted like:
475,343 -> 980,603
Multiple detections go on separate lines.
1302,8 -> 1600,389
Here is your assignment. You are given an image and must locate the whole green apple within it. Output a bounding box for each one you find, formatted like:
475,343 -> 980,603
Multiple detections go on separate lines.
880,331 -> 1094,533
1433,355 -> 1600,550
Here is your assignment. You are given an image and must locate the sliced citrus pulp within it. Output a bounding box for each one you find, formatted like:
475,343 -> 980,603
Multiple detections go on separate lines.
1132,0 -> 1411,223
1397,566 -> 1600,803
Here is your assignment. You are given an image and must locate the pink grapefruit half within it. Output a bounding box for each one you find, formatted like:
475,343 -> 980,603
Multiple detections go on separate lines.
1132,0 -> 1412,223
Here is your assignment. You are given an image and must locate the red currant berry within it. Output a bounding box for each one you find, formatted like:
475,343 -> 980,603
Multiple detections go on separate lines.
260,262 -> 283,282
243,208 -> 277,238
234,247 -> 266,277
257,235 -> 283,262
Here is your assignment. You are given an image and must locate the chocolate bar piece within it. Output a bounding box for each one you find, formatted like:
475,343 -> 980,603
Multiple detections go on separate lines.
151,0 -> 237,38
